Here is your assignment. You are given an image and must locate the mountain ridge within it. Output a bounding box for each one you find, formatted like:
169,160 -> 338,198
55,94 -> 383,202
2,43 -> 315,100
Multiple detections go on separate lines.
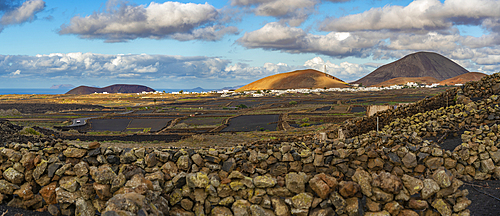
66,84 -> 156,94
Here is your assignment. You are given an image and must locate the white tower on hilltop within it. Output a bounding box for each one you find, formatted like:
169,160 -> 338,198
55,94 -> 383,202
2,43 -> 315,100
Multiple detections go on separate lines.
324,65 -> 327,74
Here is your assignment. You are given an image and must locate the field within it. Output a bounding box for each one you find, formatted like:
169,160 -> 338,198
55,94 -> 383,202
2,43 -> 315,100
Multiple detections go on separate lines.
0,87 -> 452,146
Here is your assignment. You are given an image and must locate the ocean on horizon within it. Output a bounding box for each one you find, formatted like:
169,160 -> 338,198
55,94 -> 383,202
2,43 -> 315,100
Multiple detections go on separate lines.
0,88 -> 70,95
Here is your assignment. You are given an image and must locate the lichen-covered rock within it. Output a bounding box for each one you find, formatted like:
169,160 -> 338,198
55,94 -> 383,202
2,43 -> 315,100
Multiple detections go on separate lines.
0,179 -> 19,195
59,176 -> 79,193
63,147 -> 87,158
372,188 -> 394,203
3,167 -> 24,184
91,165 -> 117,184
75,197 -> 96,216
13,182 -> 33,200
285,172 -> 306,194
352,168 -> 372,196
453,197 -> 471,212
291,193 -> 313,210
371,171 -> 402,194
401,175 -> 423,195
56,187 -> 80,204
271,197 -> 290,216
364,211 -> 390,216
431,199 -> 452,216
232,199 -> 251,216
254,175 -> 276,188
432,168 -> 452,188
187,172 -> 209,189
211,206 -> 233,216
32,159 -> 47,180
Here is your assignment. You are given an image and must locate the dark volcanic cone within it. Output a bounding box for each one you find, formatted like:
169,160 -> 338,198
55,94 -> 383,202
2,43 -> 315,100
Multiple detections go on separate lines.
354,52 -> 469,87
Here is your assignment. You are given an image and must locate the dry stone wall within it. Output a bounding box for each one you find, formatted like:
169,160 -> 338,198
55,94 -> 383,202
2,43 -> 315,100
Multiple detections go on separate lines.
0,73 -> 499,216
340,73 -> 500,139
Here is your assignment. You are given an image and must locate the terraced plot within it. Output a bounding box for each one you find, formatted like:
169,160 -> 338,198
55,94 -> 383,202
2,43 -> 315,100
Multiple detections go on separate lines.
222,115 -> 279,132
125,118 -> 173,132
89,119 -> 131,131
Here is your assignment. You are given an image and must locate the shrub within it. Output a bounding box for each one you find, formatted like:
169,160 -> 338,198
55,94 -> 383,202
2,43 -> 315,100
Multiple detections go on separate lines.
300,123 -> 310,127
236,104 -> 248,109
289,101 -> 297,105
20,127 -> 42,136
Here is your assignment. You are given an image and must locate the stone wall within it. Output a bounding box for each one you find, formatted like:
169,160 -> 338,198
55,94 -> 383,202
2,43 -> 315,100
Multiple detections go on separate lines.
0,73 -> 499,216
1,93 -> 499,215
339,73 -> 500,138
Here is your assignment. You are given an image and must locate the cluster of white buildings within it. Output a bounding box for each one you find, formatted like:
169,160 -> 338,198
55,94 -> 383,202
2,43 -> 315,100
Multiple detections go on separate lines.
219,82 -> 458,98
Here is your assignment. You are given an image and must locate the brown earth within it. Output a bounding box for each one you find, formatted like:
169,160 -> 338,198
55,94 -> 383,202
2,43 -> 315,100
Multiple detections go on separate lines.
236,69 -> 349,91
370,76 -> 440,87
66,84 -> 156,94
439,72 -> 487,86
353,52 -> 469,87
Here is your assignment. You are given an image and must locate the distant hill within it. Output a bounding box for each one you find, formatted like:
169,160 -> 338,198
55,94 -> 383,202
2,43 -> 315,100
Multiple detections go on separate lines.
237,69 -> 349,91
50,84 -> 75,89
371,77 -> 440,87
439,72 -> 486,86
220,85 -> 245,91
353,52 -> 469,87
66,84 -> 156,94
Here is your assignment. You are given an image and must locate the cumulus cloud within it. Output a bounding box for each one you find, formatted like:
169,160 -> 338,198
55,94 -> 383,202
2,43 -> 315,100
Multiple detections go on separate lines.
231,0 -> 319,26
237,22 -> 379,57
0,0 -> 45,31
304,57 -> 368,80
223,56 -> 368,81
0,53 -> 232,82
320,0 -> 500,32
59,1 -> 238,42
236,0 -> 500,73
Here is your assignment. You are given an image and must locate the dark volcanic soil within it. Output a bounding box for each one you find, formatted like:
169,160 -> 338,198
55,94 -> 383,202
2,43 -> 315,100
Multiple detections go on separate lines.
463,180 -> 500,216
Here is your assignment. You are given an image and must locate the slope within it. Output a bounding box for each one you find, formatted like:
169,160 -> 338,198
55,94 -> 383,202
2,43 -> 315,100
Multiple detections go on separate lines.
237,69 -> 349,91
353,52 -> 469,87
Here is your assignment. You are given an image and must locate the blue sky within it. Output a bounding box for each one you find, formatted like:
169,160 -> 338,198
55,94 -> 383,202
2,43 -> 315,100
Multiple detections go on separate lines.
0,0 -> 499,89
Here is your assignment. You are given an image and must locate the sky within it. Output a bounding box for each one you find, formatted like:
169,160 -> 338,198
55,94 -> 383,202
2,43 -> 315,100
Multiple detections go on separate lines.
0,0 -> 499,89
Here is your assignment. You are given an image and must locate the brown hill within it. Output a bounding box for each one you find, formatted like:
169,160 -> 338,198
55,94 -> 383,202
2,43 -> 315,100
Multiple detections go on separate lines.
439,72 -> 487,86
371,76 -> 440,87
66,84 -> 156,94
353,52 -> 469,87
236,69 -> 349,91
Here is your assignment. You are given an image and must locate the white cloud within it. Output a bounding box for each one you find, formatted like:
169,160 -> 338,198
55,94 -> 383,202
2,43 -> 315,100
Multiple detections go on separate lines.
304,57 -> 368,80
58,1 -> 238,42
231,0 -> 319,26
10,70 -> 21,76
0,0 -> 45,31
320,0 -> 500,32
237,22 -> 378,57
223,56 -> 369,81
0,53 -> 231,80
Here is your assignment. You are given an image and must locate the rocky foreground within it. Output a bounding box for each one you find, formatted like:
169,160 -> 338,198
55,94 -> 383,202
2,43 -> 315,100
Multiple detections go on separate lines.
0,74 -> 500,215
